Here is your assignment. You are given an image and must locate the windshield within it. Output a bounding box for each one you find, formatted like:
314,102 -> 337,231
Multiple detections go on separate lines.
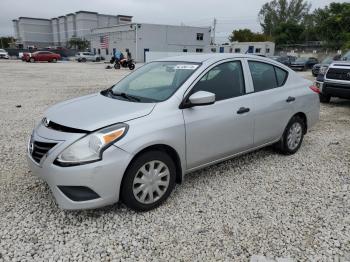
342,51 -> 350,61
107,61 -> 200,102
295,58 -> 307,63
322,57 -> 333,64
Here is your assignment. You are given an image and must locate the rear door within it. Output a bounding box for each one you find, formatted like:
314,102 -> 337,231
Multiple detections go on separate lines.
247,60 -> 294,146
42,51 -> 51,61
182,59 -> 255,169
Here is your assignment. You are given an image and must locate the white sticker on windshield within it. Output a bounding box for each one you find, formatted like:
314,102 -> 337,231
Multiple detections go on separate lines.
174,64 -> 199,70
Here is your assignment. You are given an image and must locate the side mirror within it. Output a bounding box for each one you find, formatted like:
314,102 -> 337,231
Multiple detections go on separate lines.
186,91 -> 215,107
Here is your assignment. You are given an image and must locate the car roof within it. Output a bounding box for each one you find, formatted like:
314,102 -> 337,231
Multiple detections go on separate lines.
155,53 -> 272,63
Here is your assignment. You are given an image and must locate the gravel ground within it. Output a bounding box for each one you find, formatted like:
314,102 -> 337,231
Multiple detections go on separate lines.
0,60 -> 349,261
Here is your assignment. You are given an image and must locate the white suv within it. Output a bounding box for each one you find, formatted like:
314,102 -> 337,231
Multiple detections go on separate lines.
76,52 -> 100,62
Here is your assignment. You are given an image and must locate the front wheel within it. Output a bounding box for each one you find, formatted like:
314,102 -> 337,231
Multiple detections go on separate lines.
114,63 -> 121,69
276,115 -> 305,155
121,151 -> 176,211
29,57 -> 35,63
128,63 -> 135,70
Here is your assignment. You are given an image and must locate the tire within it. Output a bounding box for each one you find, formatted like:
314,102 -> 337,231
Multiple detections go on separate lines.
114,63 -> 121,69
81,58 -> 87,62
121,151 -> 176,211
319,93 -> 331,103
29,57 -> 35,63
276,115 -> 305,155
52,58 -> 57,63
95,57 -> 101,62
128,63 -> 135,70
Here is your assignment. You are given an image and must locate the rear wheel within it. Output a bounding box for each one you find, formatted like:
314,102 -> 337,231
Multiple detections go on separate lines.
319,93 -> 331,103
95,57 -> 101,62
276,115 -> 305,155
52,58 -> 57,63
81,58 -> 87,62
121,151 -> 176,211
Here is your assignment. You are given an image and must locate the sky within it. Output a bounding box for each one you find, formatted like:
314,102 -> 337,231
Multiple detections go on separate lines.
0,0 -> 345,42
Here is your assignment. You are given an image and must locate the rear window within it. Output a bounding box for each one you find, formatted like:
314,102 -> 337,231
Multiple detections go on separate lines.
275,67 -> 288,86
248,61 -> 288,92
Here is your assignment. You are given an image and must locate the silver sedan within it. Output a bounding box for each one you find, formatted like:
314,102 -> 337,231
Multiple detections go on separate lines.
27,54 -> 320,211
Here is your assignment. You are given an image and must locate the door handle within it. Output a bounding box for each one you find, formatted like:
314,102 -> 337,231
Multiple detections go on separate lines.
237,107 -> 250,114
286,96 -> 296,102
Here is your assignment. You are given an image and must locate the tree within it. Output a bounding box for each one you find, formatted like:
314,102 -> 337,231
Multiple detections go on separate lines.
259,0 -> 311,36
273,22 -> 305,45
68,38 -> 90,50
313,2 -> 350,49
0,37 -> 15,48
229,29 -> 271,42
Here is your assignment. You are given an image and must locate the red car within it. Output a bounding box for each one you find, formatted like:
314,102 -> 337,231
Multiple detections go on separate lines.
26,51 -> 61,63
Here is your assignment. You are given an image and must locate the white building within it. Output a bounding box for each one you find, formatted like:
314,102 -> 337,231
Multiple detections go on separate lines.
205,42 -> 275,56
90,23 -> 211,62
12,11 -> 132,48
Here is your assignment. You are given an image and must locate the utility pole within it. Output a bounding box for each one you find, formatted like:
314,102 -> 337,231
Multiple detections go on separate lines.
212,17 -> 217,45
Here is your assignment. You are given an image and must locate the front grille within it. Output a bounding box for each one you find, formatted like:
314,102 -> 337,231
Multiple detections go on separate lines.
326,68 -> 350,81
31,141 -> 57,163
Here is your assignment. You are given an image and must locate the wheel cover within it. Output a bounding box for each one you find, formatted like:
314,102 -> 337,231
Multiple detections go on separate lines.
287,122 -> 302,150
132,160 -> 170,204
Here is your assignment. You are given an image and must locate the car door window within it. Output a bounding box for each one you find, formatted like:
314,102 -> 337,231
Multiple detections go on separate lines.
191,61 -> 245,101
249,61 -> 288,91
275,67 -> 288,86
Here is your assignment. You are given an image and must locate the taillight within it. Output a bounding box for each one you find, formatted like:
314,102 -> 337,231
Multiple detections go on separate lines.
309,85 -> 320,94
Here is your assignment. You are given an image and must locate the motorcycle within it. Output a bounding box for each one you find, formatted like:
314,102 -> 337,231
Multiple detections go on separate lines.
110,57 -> 135,70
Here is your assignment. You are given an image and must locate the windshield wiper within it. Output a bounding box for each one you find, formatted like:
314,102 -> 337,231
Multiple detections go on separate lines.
109,90 -> 141,102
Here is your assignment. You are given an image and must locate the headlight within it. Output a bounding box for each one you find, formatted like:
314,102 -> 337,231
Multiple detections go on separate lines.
56,123 -> 128,166
319,66 -> 328,75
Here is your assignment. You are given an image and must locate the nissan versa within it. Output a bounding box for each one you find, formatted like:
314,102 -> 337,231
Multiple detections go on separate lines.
27,54 -> 320,211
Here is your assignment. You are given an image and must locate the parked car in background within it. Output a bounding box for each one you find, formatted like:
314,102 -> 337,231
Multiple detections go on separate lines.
290,57 -> 319,71
312,57 -> 333,77
0,49 -> 9,59
76,52 -> 101,62
341,50 -> 350,61
27,54 -> 320,211
270,55 -> 296,67
316,61 -> 350,103
25,51 -> 61,63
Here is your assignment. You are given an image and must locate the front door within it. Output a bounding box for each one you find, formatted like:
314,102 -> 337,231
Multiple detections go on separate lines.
183,60 -> 254,169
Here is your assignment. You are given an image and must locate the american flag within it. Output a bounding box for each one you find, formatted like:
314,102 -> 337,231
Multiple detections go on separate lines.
100,35 -> 109,49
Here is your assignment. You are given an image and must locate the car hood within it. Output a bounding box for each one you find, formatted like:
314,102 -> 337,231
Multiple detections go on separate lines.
0,52 -> 7,55
45,93 -> 156,131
